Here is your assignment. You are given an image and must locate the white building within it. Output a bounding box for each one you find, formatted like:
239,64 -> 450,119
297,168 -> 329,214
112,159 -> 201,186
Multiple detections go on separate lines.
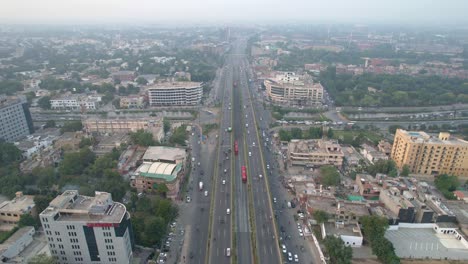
147,82 -> 202,106
40,190 -> 134,264
50,95 -> 102,110
322,222 -> 363,247
264,72 -> 324,106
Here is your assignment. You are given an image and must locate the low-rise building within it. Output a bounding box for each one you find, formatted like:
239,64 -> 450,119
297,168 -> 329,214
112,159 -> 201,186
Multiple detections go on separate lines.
378,140 -> 392,156
84,117 -> 161,135
360,143 -> 389,164
142,146 -> 187,164
0,226 -> 35,261
306,195 -> 369,224
322,222 -> 363,247
287,139 -> 344,168
355,174 -> 381,200
119,95 -> 146,109
379,188 -> 415,223
111,71 -> 136,82
0,192 -> 36,231
15,135 -> 56,159
50,94 -> 102,110
131,162 -> 184,200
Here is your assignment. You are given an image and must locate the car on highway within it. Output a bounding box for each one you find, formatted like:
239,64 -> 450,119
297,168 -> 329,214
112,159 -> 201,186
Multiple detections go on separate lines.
248,151 -> 252,157
224,169 -> 227,173
222,179 -> 226,185
288,252 -> 293,261
226,208 -> 230,215
204,191 -> 208,196
294,254 -> 299,262
186,196 -> 191,203
226,248 -> 231,257
273,197 -> 277,203
245,123 -> 248,127
266,164 -> 270,169
259,174 -> 262,178
281,244 -> 287,254
252,141 -> 255,146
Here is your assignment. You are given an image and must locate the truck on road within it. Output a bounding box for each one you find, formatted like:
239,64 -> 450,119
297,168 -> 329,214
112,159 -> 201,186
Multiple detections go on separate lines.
199,181 -> 203,191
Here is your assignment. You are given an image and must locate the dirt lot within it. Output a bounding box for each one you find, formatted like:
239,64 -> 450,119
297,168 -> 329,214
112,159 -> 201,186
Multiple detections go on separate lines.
353,259 -> 468,264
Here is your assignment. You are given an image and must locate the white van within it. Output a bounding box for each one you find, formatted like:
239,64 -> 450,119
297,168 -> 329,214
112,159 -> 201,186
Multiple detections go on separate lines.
226,248 -> 231,257
226,208 -> 230,215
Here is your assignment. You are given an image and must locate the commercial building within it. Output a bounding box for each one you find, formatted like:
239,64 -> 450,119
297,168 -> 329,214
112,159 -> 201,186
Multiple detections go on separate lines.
379,188 -> 415,223
391,130 -> 468,177
0,96 -> 34,142
0,192 -> 36,231
110,71 -> 136,82
40,190 -> 134,264
264,72 -> 323,106
287,139 -> 344,168
131,146 -> 187,199
322,222 -> 363,247
147,82 -> 203,106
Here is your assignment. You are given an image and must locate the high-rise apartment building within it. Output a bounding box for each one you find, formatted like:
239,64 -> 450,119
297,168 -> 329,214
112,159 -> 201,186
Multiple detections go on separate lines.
391,129 -> 468,177
40,190 -> 134,264
0,96 -> 34,142
147,82 -> 202,106
264,72 -> 323,106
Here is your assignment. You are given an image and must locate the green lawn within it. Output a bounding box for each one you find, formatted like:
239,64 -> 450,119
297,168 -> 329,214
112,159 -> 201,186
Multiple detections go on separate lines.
333,130 -> 383,145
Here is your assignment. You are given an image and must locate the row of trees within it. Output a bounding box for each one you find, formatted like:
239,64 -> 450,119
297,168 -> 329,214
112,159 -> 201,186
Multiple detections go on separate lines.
360,215 -> 400,264
319,66 -> 468,107
278,127 -> 331,141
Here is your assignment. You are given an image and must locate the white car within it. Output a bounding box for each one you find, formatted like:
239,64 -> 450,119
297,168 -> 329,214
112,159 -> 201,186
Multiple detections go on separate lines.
204,191 -> 208,197
248,152 -> 252,157
245,123 -> 248,127
294,254 -> 299,262
281,244 -> 287,254
222,179 -> 226,185
273,197 -> 277,203
266,164 -> 270,169
226,248 -> 231,257
252,142 -> 255,146
259,174 -> 263,178
224,169 -> 227,173
227,208 -> 230,215
288,252 -> 293,261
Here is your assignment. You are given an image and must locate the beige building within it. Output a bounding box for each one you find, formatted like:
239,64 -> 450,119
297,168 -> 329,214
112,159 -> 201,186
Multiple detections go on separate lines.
83,117 -> 162,135
119,95 -> 146,109
0,192 -> 36,231
147,82 -> 203,106
287,139 -> 344,168
264,72 -> 323,106
391,129 -> 468,177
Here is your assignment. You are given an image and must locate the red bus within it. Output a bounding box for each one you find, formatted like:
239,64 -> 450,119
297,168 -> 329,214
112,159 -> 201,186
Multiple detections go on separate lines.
241,166 -> 247,183
234,141 -> 239,155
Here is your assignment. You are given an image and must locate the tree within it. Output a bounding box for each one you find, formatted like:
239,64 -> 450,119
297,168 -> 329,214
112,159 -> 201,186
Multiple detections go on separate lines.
163,118 -> 171,135
388,125 -> 403,134
37,96 -> 51,110
169,125 -> 187,146
130,129 -> 156,146
401,164 -> 410,177
323,236 -> 353,264
60,121 -> 83,133
434,174 -> 460,200
156,183 -> 169,197
278,129 -> 292,141
79,137 -> 94,148
327,128 -> 334,139
18,213 -> 37,228
290,128 -> 303,139
25,91 -> 36,104
360,215 -> 400,264
366,160 -> 397,176
44,120 -> 56,128
320,165 -> 340,186
136,77 -> 148,85
34,195 -> 54,216
313,210 -> 329,224
28,253 -> 56,264
0,142 -> 22,166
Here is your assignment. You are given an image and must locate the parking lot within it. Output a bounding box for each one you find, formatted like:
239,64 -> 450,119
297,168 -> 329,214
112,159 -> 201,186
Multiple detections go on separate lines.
385,228 -> 468,261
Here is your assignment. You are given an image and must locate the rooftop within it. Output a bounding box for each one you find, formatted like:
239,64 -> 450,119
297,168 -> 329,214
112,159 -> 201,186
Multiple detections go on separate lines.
40,190 -> 126,224
288,139 -> 342,154
0,193 -> 35,213
137,162 -> 182,182
142,146 -> 186,162
147,82 -> 202,90
324,222 -> 362,238
398,130 -> 468,146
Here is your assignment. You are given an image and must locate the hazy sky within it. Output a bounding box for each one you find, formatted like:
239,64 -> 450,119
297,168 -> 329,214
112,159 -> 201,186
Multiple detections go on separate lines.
1,0 -> 468,25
